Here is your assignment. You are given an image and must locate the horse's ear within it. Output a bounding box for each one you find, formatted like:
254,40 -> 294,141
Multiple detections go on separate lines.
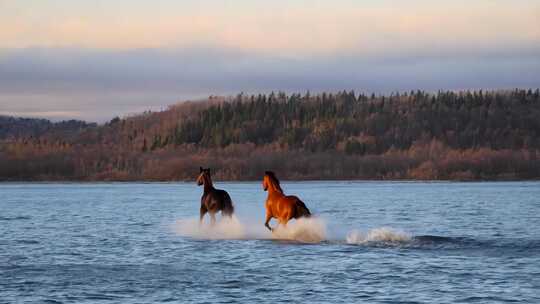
200,167 -> 203,173
264,171 -> 270,175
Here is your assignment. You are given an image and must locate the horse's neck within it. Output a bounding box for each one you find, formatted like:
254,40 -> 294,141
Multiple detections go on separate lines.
203,176 -> 214,193
267,184 -> 284,198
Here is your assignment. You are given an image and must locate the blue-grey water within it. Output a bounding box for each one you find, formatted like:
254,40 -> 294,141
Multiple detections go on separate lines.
1,182 -> 540,303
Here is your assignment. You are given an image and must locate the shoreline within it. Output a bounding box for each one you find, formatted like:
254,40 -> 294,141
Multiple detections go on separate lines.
1,178 -> 539,183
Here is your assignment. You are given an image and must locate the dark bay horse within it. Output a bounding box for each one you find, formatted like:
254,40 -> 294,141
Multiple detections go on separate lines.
262,171 -> 311,231
197,167 -> 234,225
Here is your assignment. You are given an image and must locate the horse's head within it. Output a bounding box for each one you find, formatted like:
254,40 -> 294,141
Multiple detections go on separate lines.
197,167 -> 211,186
263,171 -> 270,191
263,171 -> 283,193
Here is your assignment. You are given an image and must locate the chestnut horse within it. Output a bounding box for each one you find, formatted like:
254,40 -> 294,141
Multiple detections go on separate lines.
262,171 -> 311,231
197,167 -> 234,224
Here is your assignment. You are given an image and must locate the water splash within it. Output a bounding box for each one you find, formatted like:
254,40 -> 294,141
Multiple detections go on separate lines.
172,215 -> 252,240
346,227 -> 411,244
172,215 -> 411,245
172,215 -> 326,243
271,217 -> 326,243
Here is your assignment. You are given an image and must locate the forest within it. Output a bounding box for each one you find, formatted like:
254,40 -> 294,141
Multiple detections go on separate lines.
1,89 -> 539,181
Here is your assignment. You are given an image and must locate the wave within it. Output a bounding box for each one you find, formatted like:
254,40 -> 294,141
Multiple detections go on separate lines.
0,216 -> 31,221
172,216 -> 419,245
410,235 -> 540,251
412,235 -> 475,245
346,227 -> 411,244
171,216 -> 540,252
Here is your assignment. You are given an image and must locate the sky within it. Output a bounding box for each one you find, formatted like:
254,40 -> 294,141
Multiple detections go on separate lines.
1,0 -> 539,122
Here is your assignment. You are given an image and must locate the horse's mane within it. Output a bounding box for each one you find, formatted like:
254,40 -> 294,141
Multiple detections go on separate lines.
200,168 -> 213,187
203,172 -> 213,187
265,171 -> 283,193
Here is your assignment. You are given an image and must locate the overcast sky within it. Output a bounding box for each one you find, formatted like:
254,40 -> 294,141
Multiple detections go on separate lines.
1,0 -> 539,122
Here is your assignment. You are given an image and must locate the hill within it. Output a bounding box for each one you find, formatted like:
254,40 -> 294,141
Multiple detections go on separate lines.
0,116 -> 96,140
0,89 -> 539,181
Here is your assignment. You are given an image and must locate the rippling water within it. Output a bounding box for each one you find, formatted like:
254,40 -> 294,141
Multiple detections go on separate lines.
1,181 -> 540,303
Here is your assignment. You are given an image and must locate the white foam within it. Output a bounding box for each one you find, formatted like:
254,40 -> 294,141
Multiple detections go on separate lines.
172,215 -> 408,245
271,217 -> 326,243
172,215 -> 252,240
346,227 -> 411,244
172,215 -> 326,243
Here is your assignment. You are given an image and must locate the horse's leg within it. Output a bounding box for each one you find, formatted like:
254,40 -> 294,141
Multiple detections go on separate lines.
277,211 -> 292,230
274,218 -> 281,229
199,206 -> 207,225
210,212 -> 217,226
223,208 -> 233,219
264,213 -> 273,232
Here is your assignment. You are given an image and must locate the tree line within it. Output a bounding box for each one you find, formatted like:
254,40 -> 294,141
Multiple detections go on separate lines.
0,89 -> 539,181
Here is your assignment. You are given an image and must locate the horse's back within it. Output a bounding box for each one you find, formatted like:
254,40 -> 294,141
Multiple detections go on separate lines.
284,195 -> 311,218
201,189 -> 234,215
281,195 -> 311,219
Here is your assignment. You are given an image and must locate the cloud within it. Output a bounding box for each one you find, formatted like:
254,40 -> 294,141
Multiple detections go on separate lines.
0,0 -> 538,121
1,0 -> 539,54
1,46 -> 539,122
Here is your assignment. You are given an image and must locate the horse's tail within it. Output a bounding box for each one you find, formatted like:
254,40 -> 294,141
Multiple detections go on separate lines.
222,192 -> 235,216
295,199 -> 311,218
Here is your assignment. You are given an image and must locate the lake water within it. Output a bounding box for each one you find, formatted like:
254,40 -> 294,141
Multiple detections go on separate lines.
1,181 -> 539,303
